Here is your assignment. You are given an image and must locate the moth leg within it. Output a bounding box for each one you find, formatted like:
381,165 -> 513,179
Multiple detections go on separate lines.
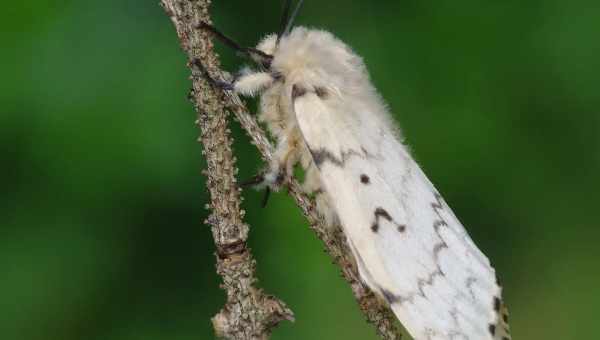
239,173 -> 272,207
238,134 -> 295,192
302,163 -> 339,228
232,70 -> 277,97
190,58 -> 276,97
242,128 -> 301,192
188,58 -> 234,90
276,129 -> 303,182
239,173 -> 266,187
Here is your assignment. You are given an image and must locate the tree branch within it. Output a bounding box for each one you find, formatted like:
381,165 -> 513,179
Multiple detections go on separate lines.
160,1 -> 403,339
160,1 -> 293,339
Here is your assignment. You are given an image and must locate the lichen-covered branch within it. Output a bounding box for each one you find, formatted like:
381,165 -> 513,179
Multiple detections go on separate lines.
160,0 -> 402,339
160,1 -> 293,339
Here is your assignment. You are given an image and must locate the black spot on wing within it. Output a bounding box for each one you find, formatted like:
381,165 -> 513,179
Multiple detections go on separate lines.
370,223 -> 378,232
314,86 -> 329,99
292,84 -> 307,101
489,324 -> 496,336
360,174 -> 370,184
494,296 -> 501,312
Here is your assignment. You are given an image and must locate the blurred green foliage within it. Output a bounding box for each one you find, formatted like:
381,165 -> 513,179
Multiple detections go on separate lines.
1,1 -> 599,339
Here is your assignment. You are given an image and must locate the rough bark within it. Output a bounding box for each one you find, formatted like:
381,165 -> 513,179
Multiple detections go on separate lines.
160,1 -> 293,339
160,0 -> 403,339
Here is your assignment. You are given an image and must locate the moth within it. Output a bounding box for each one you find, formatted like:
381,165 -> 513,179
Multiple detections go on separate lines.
196,1 -> 512,339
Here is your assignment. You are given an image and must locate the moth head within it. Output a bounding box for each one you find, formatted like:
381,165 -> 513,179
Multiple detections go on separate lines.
255,34 -> 278,57
253,0 -> 305,67
200,0 -> 306,71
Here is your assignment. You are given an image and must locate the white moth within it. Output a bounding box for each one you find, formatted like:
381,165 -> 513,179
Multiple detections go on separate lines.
199,2 -> 511,339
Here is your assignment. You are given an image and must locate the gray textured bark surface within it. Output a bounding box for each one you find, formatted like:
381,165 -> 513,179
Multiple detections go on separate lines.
160,1 -> 293,339
160,1 -> 403,339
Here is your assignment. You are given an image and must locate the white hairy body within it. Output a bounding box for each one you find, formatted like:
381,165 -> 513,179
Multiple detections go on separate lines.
230,27 -> 511,340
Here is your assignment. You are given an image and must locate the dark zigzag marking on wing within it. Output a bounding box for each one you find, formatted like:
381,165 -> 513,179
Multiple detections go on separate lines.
371,207 -> 406,233
430,192 -> 452,266
350,225 -> 447,307
432,192 -> 511,339
431,191 -> 484,316
346,236 -> 424,307
431,192 -> 448,231
465,277 -> 478,301
370,207 -> 392,232
431,193 -> 482,295
449,307 -> 461,328
311,149 -> 490,335
432,241 -> 449,264
352,194 -> 475,338
308,147 -> 368,168
378,268 -> 445,305
353,194 -> 451,306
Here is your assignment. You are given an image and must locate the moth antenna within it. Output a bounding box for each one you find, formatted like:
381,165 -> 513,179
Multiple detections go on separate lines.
282,0 -> 304,37
276,0 -> 293,44
198,22 -> 273,68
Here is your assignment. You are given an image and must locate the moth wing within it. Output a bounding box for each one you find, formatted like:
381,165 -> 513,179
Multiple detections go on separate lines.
293,91 -> 510,340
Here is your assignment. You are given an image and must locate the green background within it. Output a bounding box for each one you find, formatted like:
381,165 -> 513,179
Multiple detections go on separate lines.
2,1 -> 599,339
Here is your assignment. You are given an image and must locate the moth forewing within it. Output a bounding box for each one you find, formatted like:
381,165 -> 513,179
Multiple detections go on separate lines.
293,87 -> 504,340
